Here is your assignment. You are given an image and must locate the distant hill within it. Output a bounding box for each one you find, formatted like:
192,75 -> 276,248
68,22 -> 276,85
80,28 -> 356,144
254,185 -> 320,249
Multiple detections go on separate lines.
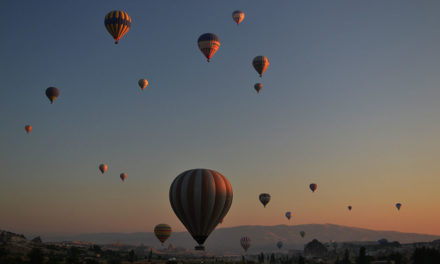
40,224 -> 440,255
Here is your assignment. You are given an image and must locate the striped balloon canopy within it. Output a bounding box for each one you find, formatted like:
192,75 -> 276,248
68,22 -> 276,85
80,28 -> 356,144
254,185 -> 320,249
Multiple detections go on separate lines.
154,224 -> 172,245
197,33 -> 220,62
104,10 -> 132,44
252,56 -> 269,77
232,10 -> 245,25
169,168 -> 233,250
240,236 -> 251,252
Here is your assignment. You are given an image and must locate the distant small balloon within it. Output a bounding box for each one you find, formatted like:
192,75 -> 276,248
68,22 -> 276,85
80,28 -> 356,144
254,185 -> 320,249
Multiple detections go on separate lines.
300,231 -> 305,238
348,205 -> 352,211
99,164 -> 108,174
25,125 -> 32,134
395,203 -> 402,211
232,10 -> 245,25
120,173 -> 127,182
154,224 -> 172,245
45,87 -> 59,104
285,211 -> 292,221
254,83 -> 263,93
252,56 -> 269,77
138,79 -> 149,90
259,193 -> 271,207
240,236 -> 251,252
277,241 -> 283,250
309,183 -> 317,192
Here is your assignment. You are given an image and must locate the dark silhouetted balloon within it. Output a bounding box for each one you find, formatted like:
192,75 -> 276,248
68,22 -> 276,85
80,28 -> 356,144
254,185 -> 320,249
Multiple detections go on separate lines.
254,83 -> 263,93
45,87 -> 59,104
309,183 -> 317,192
240,236 -> 251,252
348,205 -> 352,211
259,193 -> 271,207
277,241 -> 283,250
198,33 -> 220,62
120,173 -> 127,182
104,10 -> 131,44
395,203 -> 402,211
285,211 -> 292,220
300,231 -> 305,238
169,169 -> 233,250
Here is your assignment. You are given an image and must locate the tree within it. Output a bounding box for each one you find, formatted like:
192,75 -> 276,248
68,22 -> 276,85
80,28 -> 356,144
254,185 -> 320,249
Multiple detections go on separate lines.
148,249 -> 153,262
258,252 -> 265,264
342,249 -> 352,264
28,248 -> 44,264
298,255 -> 305,264
356,247 -> 370,264
128,249 -> 136,263
412,247 -> 440,264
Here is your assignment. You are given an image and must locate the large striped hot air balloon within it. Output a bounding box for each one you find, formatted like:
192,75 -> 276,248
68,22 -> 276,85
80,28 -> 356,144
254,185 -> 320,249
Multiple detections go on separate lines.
252,56 -> 269,77
45,87 -> 59,104
104,10 -> 132,44
309,183 -> 317,192
240,236 -> 251,252
25,125 -> 32,134
232,10 -> 245,25
259,193 -> 271,207
154,224 -> 172,245
169,169 -> 233,250
197,33 -> 220,62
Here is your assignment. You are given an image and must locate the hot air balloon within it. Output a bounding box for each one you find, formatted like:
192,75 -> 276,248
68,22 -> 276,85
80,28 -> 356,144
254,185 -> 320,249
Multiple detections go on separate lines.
300,231 -> 305,238
138,79 -> 148,90
395,203 -> 402,211
254,83 -> 263,93
197,33 -> 220,62
25,125 -> 32,134
104,10 -> 132,44
348,205 -> 352,211
45,87 -> 59,104
169,169 -> 233,250
259,193 -> 271,207
240,237 -> 251,252
99,164 -> 108,174
154,224 -> 172,245
232,10 -> 245,25
277,241 -> 283,250
309,183 -> 317,192
252,56 -> 269,77
120,173 -> 127,182
285,211 -> 292,221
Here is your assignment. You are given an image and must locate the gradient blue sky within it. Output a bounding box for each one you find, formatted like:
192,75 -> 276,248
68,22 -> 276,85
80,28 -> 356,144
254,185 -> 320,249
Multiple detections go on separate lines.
1,0 -> 440,236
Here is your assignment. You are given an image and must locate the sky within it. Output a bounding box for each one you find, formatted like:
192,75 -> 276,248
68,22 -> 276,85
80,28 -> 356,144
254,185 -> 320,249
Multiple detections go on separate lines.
1,0 -> 440,237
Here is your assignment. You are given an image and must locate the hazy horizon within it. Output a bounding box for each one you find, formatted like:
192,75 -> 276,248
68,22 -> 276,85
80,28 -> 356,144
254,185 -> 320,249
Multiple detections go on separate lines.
1,1 -> 440,238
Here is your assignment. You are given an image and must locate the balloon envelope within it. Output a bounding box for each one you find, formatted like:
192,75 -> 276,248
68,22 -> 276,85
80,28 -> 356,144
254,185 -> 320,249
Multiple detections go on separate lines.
197,33 -> 220,62
120,173 -> 127,182
232,10 -> 245,25
348,205 -> 352,211
104,10 -> 131,44
154,224 -> 172,244
259,193 -> 271,207
285,211 -> 292,220
45,87 -> 59,104
99,164 -> 107,174
138,79 -> 148,90
252,56 -> 269,77
300,231 -> 305,238
169,168 -> 233,250
395,203 -> 402,210
25,125 -> 32,134
254,83 -> 263,93
309,183 -> 317,192
240,237 -> 251,252
277,241 -> 283,250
